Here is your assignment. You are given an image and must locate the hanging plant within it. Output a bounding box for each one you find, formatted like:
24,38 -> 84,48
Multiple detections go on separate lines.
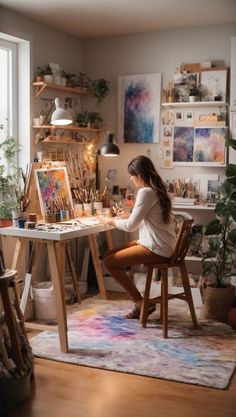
89,78 -> 110,106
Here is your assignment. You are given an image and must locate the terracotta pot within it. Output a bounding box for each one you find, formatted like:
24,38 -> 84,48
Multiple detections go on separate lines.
0,219 -> 13,228
228,306 -> 236,330
203,286 -> 235,321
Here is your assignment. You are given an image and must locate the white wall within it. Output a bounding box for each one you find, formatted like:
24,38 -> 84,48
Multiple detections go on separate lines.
83,24 -> 236,188
0,8 -> 235,187
0,6 -> 83,162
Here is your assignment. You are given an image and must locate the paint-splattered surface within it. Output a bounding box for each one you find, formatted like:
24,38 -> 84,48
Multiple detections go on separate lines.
30,299 -> 236,389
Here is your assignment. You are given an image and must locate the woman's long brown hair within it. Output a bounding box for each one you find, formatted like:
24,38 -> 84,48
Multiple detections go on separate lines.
128,155 -> 172,224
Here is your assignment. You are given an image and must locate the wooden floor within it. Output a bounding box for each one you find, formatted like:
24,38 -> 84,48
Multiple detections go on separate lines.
10,293 -> 236,417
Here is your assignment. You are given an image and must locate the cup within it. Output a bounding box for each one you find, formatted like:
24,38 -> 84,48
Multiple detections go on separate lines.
83,203 -> 92,217
93,202 -> 103,215
74,203 -> 83,217
17,218 -> 26,228
60,210 -> 69,221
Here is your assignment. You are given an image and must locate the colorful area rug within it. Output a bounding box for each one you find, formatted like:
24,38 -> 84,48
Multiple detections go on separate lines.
30,299 -> 236,389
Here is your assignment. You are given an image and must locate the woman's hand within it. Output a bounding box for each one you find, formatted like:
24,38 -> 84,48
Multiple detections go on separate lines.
112,206 -> 130,219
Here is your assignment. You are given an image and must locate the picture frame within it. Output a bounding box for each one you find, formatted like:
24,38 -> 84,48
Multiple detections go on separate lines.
161,109 -> 174,125
173,126 -> 227,166
200,69 -> 227,102
184,110 -> 194,125
175,110 -> 184,124
193,127 -> 226,165
193,174 -> 219,199
162,125 -> 173,137
174,72 -> 199,102
117,73 -> 161,143
173,126 -> 194,164
35,167 -> 74,217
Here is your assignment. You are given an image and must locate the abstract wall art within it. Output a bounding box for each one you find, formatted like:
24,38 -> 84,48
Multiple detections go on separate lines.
194,127 -> 226,165
118,73 -> 161,143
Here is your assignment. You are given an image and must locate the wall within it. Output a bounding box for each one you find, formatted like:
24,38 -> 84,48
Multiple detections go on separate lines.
83,24 -> 236,188
0,6 -> 83,163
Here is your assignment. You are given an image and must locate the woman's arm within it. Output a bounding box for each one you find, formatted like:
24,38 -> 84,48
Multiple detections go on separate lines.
114,188 -> 157,232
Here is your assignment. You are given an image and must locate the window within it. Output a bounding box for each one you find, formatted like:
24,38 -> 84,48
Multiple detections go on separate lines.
0,38 -> 17,168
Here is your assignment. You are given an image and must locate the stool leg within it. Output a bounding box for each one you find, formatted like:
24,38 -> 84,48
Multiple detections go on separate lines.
180,262 -> 198,328
162,269 -> 168,338
140,268 -> 153,328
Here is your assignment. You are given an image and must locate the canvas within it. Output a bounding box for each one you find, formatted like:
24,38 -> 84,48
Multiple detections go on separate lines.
30,299 -> 236,389
35,167 -> 74,217
118,73 -> 161,143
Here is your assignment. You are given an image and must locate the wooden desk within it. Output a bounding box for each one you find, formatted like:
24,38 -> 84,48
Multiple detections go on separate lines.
0,219 -> 114,353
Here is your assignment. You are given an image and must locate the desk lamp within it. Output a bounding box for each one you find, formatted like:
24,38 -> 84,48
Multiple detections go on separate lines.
96,132 -> 120,189
51,98 -> 73,126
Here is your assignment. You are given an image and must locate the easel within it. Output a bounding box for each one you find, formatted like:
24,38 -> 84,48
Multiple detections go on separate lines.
19,162 -> 82,320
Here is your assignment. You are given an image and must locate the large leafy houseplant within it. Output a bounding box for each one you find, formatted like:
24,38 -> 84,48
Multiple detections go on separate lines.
0,127 -> 25,220
202,137 -> 236,288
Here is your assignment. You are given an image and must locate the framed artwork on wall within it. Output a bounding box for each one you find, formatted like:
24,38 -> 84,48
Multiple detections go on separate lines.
200,69 -> 227,102
193,127 -> 226,165
117,73 -> 161,143
35,167 -> 74,217
173,126 -> 227,166
173,126 -> 194,164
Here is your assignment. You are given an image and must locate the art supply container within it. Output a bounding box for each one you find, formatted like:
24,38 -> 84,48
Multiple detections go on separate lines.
83,203 -> 92,216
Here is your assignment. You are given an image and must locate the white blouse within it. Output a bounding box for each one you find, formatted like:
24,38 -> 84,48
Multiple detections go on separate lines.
114,187 -> 176,257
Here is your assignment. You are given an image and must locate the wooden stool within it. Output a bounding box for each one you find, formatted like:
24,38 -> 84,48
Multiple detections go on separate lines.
140,218 -> 198,337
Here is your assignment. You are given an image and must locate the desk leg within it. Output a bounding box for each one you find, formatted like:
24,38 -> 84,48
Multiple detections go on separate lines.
105,230 -> 113,250
88,234 -> 107,299
66,242 -> 82,302
11,238 -> 26,271
47,241 -> 68,353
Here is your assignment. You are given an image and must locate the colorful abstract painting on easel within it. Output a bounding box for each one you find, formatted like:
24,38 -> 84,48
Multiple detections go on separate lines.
35,167 -> 74,219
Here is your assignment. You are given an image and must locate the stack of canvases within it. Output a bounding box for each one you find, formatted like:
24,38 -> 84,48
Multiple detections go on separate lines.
0,250 -> 34,413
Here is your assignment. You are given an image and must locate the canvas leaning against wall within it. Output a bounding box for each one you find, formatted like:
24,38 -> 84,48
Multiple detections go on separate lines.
117,73 -> 161,143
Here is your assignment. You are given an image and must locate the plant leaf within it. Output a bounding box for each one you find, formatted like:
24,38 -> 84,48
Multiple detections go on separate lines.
204,219 -> 222,235
228,228 -> 236,244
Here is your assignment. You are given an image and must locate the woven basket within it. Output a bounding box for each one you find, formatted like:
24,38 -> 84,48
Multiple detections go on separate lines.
203,286 -> 235,321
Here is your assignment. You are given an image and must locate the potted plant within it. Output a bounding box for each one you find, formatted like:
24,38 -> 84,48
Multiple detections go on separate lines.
76,72 -> 91,91
0,128 -> 23,226
61,71 -> 75,87
88,112 -> 103,128
43,64 -> 53,84
35,66 -> 44,82
201,137 -> 236,320
89,78 -> 110,106
75,111 -> 90,127
188,85 -> 200,102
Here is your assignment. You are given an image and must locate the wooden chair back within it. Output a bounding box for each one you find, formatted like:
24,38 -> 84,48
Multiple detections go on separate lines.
169,219 -> 193,266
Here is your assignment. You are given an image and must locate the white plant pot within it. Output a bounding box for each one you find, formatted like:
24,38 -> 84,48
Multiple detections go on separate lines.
43,74 -> 54,84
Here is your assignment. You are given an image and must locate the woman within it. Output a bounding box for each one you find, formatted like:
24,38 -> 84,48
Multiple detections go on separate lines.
103,155 -> 176,319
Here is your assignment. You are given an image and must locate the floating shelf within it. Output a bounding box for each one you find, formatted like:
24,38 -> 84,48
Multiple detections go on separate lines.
32,81 -> 89,98
173,204 -> 215,210
162,101 -> 227,108
32,124 -> 100,133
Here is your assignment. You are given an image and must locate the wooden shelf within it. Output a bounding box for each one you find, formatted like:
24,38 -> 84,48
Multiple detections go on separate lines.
32,124 -> 100,133
162,101 -> 227,108
32,82 -> 90,98
41,138 -> 86,144
173,204 -> 215,210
